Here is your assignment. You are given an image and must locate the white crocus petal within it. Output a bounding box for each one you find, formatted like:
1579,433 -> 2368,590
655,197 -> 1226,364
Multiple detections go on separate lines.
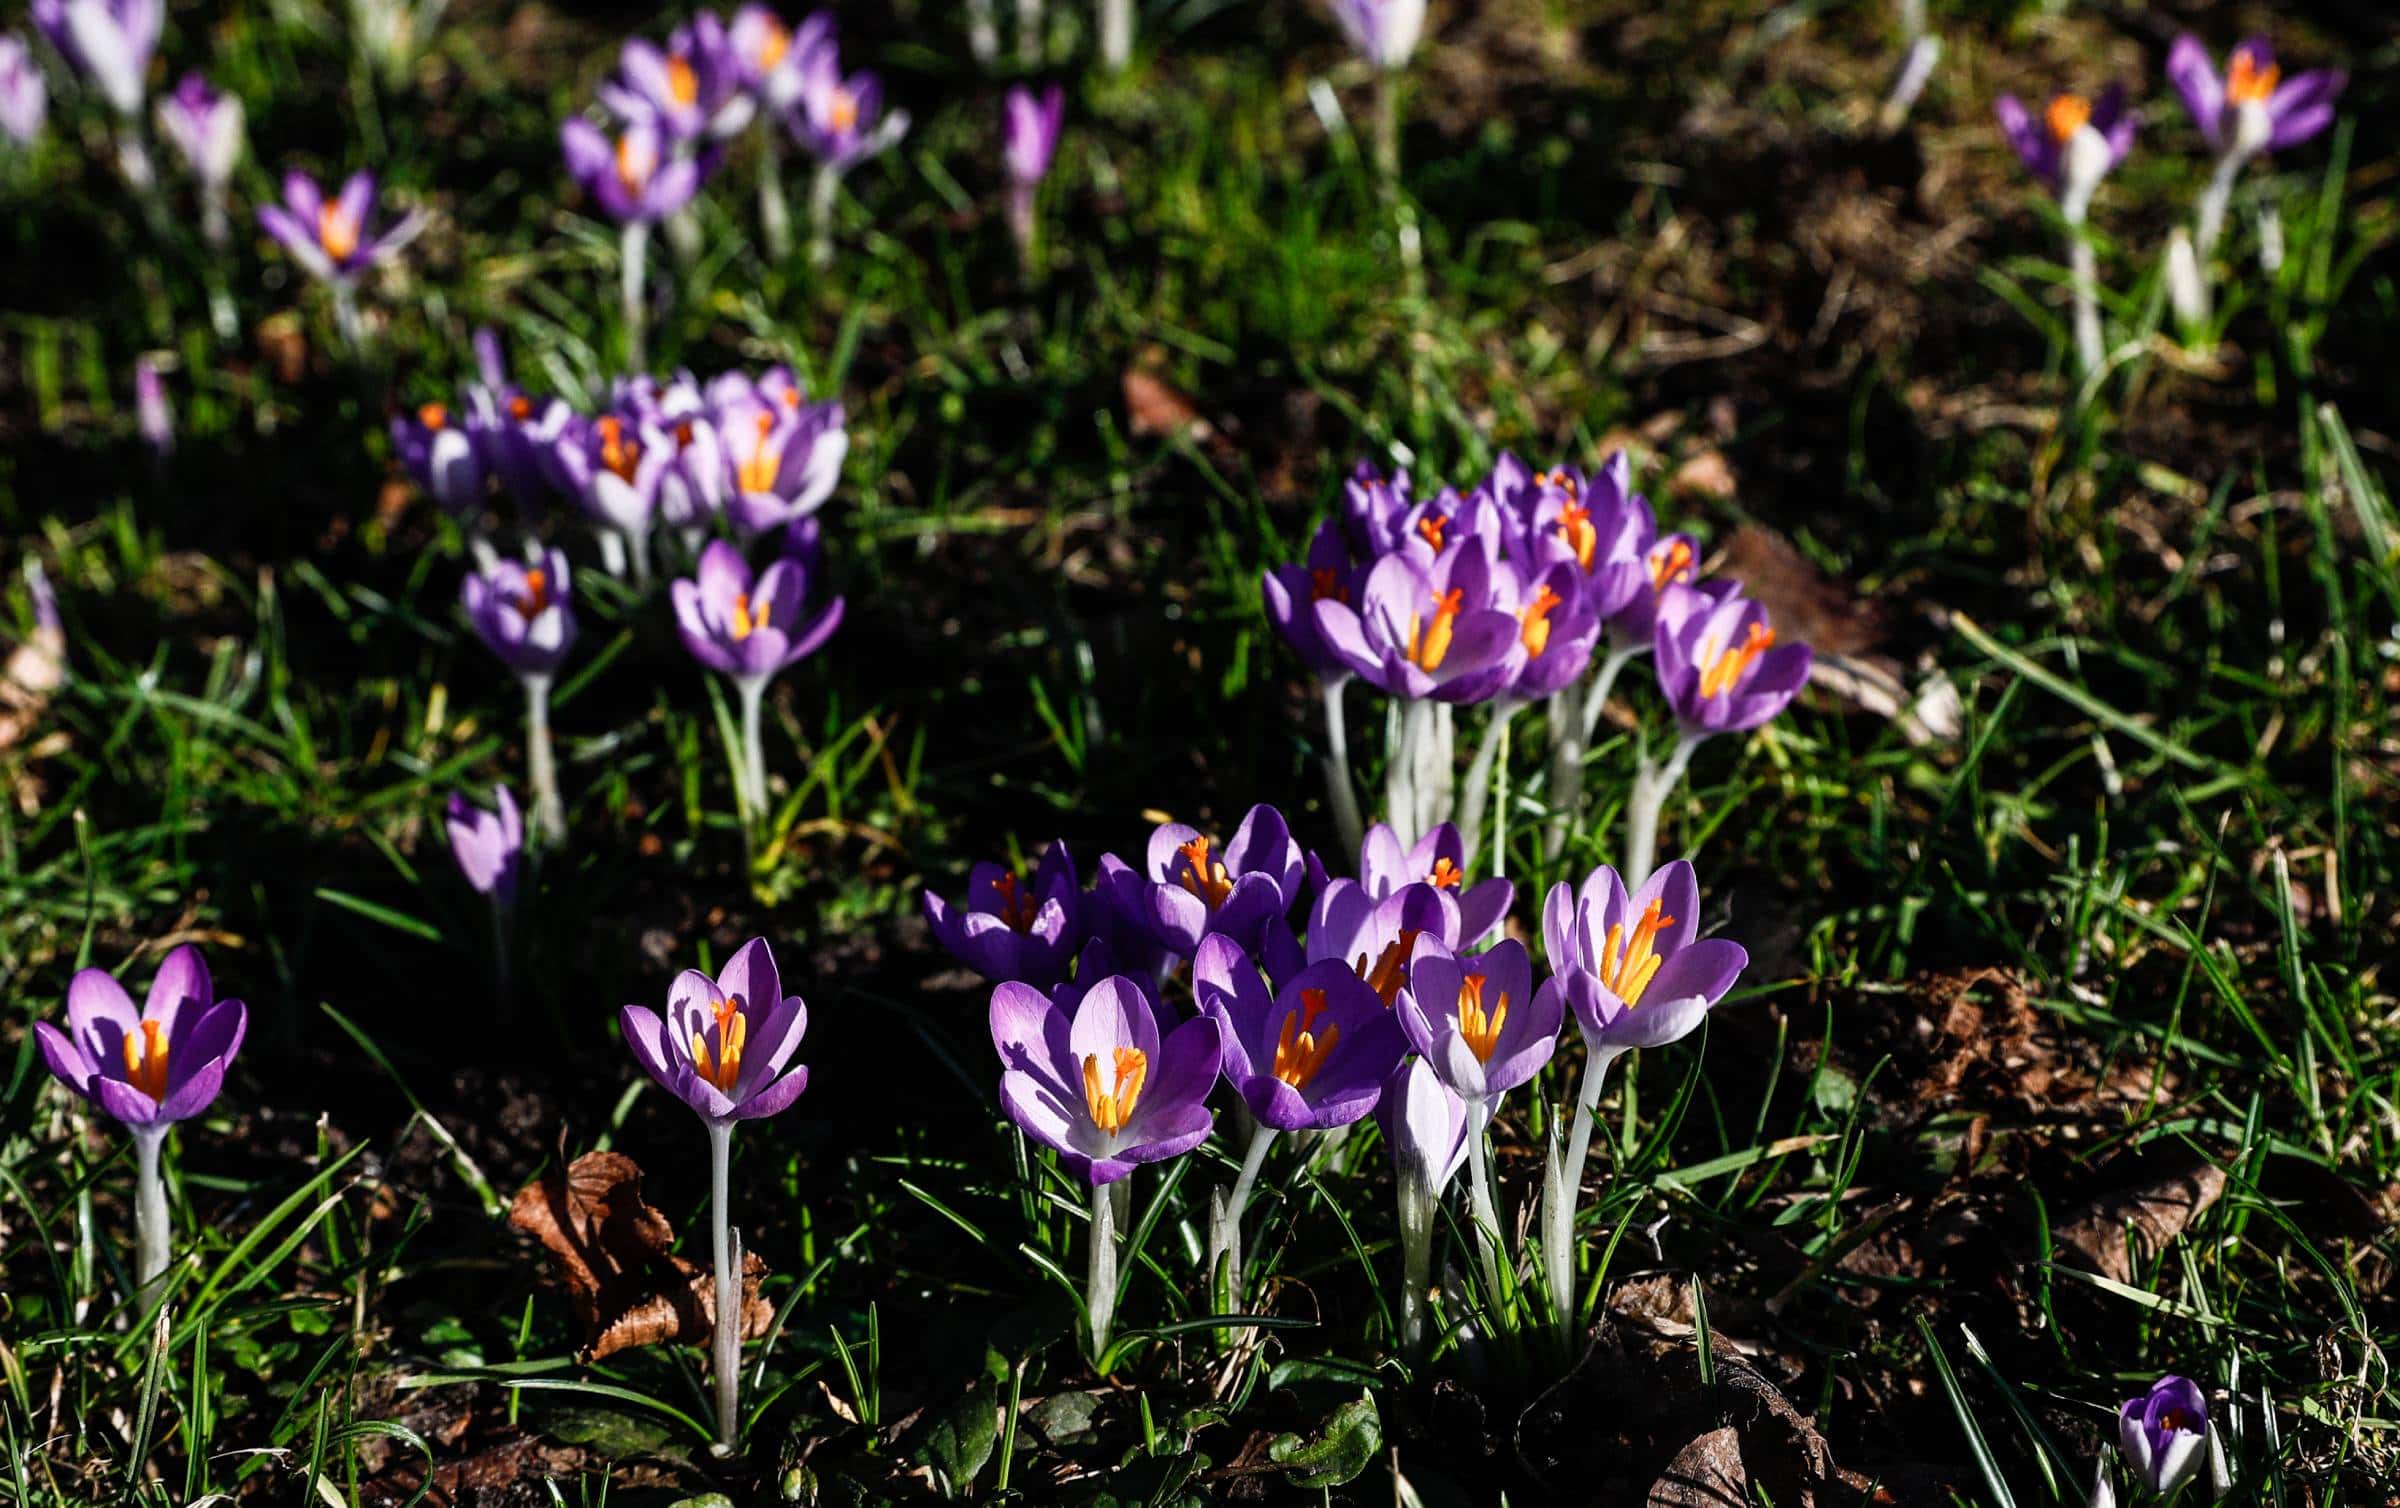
2057,123 -> 2113,224
2166,228 -> 2207,328
2230,99 -> 2272,158
65,0 -> 144,115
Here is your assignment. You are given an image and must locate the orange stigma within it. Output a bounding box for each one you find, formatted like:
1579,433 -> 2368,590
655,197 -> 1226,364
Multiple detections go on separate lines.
508,395 -> 533,421
1352,928 -> 1421,1005
614,133 -> 652,193
516,568 -> 551,620
1309,566 -> 1348,603
1457,974 -> 1509,1062
317,202 -> 360,262
1557,503 -> 1597,570
2045,92 -> 2092,144
827,86 -> 859,133
1407,588 -> 1465,672
1599,898 -> 1675,1006
1081,1046 -> 1148,1135
120,1020 -> 171,1103
736,410 -> 783,493
1416,514 -> 1448,552
1174,837 -> 1235,909
755,21 -> 790,70
2226,50 -> 2279,106
1272,988 -> 1340,1089
990,871 -> 1040,932
666,56 -> 700,108
1649,539 -> 1694,592
688,994 -> 748,1092
418,402 -> 448,430
596,415 -> 641,482
1520,583 -> 1563,658
730,591 -> 769,641
1426,857 -> 1463,891
1699,621 -> 1776,698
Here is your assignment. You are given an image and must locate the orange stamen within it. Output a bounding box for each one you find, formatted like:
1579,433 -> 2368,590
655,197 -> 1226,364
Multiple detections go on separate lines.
688,993 -> 749,1093
1174,837 -> 1235,909
418,402 -> 448,431
1272,988 -> 1341,1089
1520,583 -> 1562,658
1309,566 -> 1348,603
1416,514 -> 1448,552
317,203 -> 360,262
2045,92 -> 2092,144
1081,1046 -> 1148,1135
120,1020 -> 171,1102
730,591 -> 769,640
516,568 -> 551,620
736,410 -> 782,494
508,395 -> 533,421
666,56 -> 700,108
614,133 -> 651,194
1649,539 -> 1694,592
1457,975 -> 1509,1062
1407,588 -> 1465,672
1426,857 -> 1464,891
827,87 -> 859,133
755,21 -> 790,70
1557,503 -> 1597,570
2226,50 -> 2279,106
596,415 -> 641,482
1352,928 -> 1421,1005
1598,898 -> 1675,1006
1699,621 -> 1775,698
990,871 -> 1040,932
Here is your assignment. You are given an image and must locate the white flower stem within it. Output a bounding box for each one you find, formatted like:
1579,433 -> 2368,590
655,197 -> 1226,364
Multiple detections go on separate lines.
331,284 -> 365,356
706,1119 -> 739,1457
1579,644 -> 1641,744
626,527 -> 653,590
1548,644 -> 1639,861
1464,1106 -> 1506,1316
759,132 -> 793,263
1016,0 -> 1045,64
1086,1176 -> 1119,1360
620,220 -> 651,373
1098,0 -> 1132,70
524,676 -> 565,844
1456,698 -> 1520,863
1621,732 -> 1702,892
1384,699 -> 1417,849
1426,702 -> 1456,835
132,1125 -> 169,1307
806,162 -> 840,271
967,0 -> 999,63
1320,678 -> 1365,861
1395,1171 -> 1434,1356
1214,1124 -> 1277,1302
1544,1046 -> 1624,1347
2194,148 -> 2247,266
736,677 -> 768,831
2065,221 -> 2103,382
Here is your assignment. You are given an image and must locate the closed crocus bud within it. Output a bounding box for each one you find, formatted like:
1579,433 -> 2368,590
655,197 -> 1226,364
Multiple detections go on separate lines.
1331,0 -> 1426,69
1002,83 -> 1063,190
392,401 -> 485,515
132,355 -> 171,458
37,0 -> 160,117
155,72 -> 243,187
35,944 -> 247,1128
461,545 -> 577,681
0,35 -> 47,146
2118,1376 -> 2210,1497
445,784 -> 524,907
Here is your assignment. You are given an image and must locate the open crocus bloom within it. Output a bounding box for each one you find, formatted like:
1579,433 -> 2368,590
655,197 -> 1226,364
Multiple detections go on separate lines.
990,973 -> 1219,1186
2168,35 -> 2345,157
33,0 -> 158,116
1653,581 -> 1812,739
446,784 -> 524,905
925,841 -> 1081,986
561,117 -> 710,225
1299,875 -> 1450,1001
1495,559 -> 1601,701
2117,1375 -> 2210,1497
1315,545 -> 1522,703
1518,452 -> 1654,623
730,4 -> 829,112
1262,519 -> 1360,686
1994,86 -> 2136,198
392,401 -> 486,516
1196,937 -> 1405,1132
36,945 -> 247,1127
257,171 -> 424,286
1136,803 -> 1305,960
1539,859 -> 1745,1056
789,42 -> 908,171
717,392 -> 849,535
1337,820 -> 1512,948
621,938 -> 811,1123
553,409 -> 672,547
1395,936 -> 1557,1106
670,539 -> 844,688
462,546 -> 578,680
601,15 -> 755,142
1341,462 -> 1416,557
1602,529 -> 1705,652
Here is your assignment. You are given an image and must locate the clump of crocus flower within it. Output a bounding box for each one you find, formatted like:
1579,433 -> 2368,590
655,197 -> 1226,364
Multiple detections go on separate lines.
670,538 -> 845,830
35,944 -> 247,1305
620,938 -> 810,1455
1995,84 -> 2135,380
461,546 -> 577,841
0,35 -> 47,149
154,73 -> 242,247
1001,83 -> 1062,272
257,169 -> 426,351
2165,34 -> 2345,330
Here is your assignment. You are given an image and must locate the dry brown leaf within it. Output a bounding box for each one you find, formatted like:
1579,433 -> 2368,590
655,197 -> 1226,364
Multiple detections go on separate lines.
2055,1157 -> 2227,1286
1123,368 -> 1212,441
1717,525 -> 1884,658
1649,1427 -> 1749,1507
508,1148 -> 774,1363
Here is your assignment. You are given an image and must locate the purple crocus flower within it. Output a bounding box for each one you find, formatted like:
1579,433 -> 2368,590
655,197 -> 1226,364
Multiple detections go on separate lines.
1994,86 -> 2136,197
1343,820 -> 1512,946
1003,84 -> 1063,191
925,841 -> 1080,987
133,355 -> 171,458
550,409 -> 672,576
446,784 -> 524,907
600,15 -> 756,143
560,117 -> 710,225
256,171 -> 426,286
1395,936 -> 1558,1107
989,971 -> 1220,1186
35,945 -> 247,1127
1539,859 -> 1746,1059
33,0 -> 158,116
2168,35 -> 2345,157
391,400 -> 486,517
1086,852 -> 1177,983
1262,519 -> 1359,685
730,5 -> 830,113
461,545 -> 578,680
717,391 -> 848,535
0,36 -> 45,146
2117,1376 -> 2210,1497
1498,561 -> 1601,702
620,937 -> 811,1123
1523,452 -> 1654,625
1195,936 -> 1405,1132
1331,0 -> 1425,69
1134,803 -> 1305,960
1381,1054 -> 1470,1197
786,40 -> 908,171
1603,530 -> 1702,652
155,72 -> 242,188
1652,582 -> 1813,739
1314,545 -> 1522,703
670,538 -> 844,689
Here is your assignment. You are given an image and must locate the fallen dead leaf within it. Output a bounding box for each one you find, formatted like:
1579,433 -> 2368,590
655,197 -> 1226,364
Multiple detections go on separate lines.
508,1148 -> 773,1363
2054,1154 -> 2227,1286
1648,1427 -> 1748,1507
1123,368 -> 1213,442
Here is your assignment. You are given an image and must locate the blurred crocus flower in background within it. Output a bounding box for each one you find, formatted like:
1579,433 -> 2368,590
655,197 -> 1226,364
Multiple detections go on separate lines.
925,841 -> 1081,987
461,546 -> 576,840
0,35 -> 47,146
1001,83 -> 1062,264
33,0 -> 157,117
783,32 -> 909,266
155,72 -> 242,244
730,5 -> 826,112
446,783 -> 524,908
133,354 -> 171,459
257,170 -> 426,348
2115,1376 -> 2211,1498
1995,86 -> 2133,378
1331,0 -> 1424,70
391,400 -> 487,523
717,388 -> 848,535
559,117 -> 712,368
35,943 -> 247,1297
551,408 -> 671,584
2167,33 -> 2345,326
1379,1054 -> 1470,1353
602,15 -> 756,143
670,539 -> 845,826
619,936 -> 810,1455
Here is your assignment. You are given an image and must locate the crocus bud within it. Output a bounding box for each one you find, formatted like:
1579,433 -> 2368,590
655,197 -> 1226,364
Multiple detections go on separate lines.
2117,1376 -> 2210,1498
446,784 -> 525,908
133,355 -> 171,458
2166,228 -> 2207,329
0,35 -> 47,146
